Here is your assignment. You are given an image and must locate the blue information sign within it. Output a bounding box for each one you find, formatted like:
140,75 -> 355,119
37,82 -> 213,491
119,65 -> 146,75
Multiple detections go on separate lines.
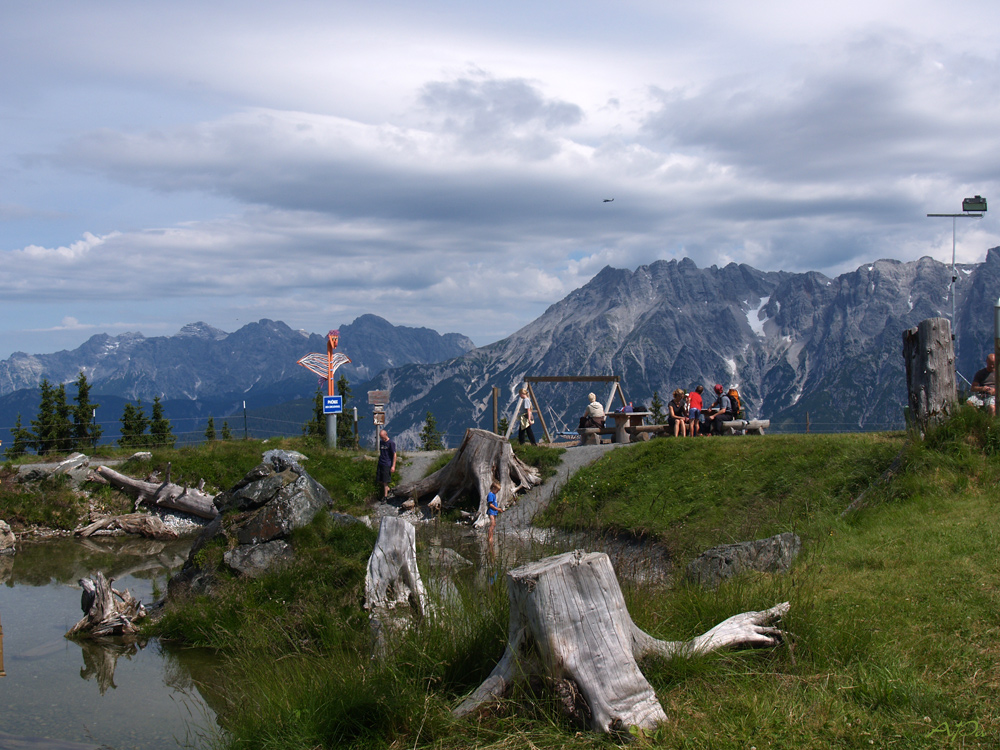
323,395 -> 343,414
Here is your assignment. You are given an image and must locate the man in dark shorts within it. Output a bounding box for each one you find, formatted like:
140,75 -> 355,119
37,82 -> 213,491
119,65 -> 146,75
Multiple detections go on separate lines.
377,429 -> 396,499
969,353 -> 996,416
705,384 -> 733,435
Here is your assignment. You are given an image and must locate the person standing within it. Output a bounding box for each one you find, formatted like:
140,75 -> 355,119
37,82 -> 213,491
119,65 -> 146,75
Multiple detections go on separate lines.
516,387 -> 537,445
688,385 -> 704,436
970,353 -> 997,416
376,429 -> 396,499
486,480 -> 503,548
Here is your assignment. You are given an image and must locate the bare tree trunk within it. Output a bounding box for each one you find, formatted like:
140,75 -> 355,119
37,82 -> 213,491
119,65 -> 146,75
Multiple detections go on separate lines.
903,317 -> 956,434
395,429 -> 541,526
66,572 -> 146,639
454,550 -> 788,733
92,464 -> 218,520
364,517 -> 428,657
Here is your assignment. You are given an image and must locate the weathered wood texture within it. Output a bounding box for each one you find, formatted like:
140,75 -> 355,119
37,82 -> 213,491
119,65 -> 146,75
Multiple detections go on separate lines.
66,571 -> 146,639
92,464 -> 218,520
454,550 -> 788,733
903,317 -> 956,433
364,517 -> 428,657
395,429 -> 540,526
76,513 -> 179,540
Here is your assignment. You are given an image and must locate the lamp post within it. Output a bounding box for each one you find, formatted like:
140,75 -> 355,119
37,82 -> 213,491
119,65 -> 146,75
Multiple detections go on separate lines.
927,195 -> 986,344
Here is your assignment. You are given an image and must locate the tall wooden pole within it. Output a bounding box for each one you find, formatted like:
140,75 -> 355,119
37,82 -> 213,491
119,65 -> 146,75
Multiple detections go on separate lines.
492,386 -> 499,434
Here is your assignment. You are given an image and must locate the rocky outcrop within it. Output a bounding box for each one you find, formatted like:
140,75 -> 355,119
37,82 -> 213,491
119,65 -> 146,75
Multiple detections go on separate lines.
0,519 -> 16,556
168,450 -> 358,596
686,532 -> 801,588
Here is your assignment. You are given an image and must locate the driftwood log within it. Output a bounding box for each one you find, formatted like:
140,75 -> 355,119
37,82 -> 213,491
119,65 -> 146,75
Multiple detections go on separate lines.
66,572 -> 146,639
92,464 -> 218,520
903,317 -> 956,434
395,428 -> 540,526
454,550 -> 788,733
364,517 -> 428,657
76,513 -> 179,540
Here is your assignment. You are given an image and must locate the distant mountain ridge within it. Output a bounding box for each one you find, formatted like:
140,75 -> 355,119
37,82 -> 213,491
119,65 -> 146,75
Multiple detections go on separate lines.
365,251 -> 1000,447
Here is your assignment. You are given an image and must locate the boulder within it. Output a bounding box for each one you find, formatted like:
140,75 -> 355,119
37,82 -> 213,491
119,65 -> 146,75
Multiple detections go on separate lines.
0,519 -> 16,556
686,532 -> 801,588
169,450 -> 345,597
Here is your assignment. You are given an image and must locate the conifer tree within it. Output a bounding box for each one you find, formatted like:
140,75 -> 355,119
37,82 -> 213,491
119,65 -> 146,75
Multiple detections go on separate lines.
7,413 -> 30,458
31,379 -> 59,455
72,371 -> 102,450
649,391 -> 666,425
149,396 -> 175,449
53,384 -> 74,453
336,374 -> 355,448
419,411 -> 445,450
303,386 -> 324,437
498,416 -> 510,437
204,416 -> 216,442
118,400 -> 150,449
221,420 -> 233,441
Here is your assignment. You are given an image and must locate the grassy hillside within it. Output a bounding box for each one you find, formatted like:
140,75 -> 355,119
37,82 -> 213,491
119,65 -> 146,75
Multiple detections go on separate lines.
154,408 -> 1000,747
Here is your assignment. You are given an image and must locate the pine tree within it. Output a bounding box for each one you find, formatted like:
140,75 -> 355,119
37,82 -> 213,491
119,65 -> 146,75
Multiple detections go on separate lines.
53,384 -> 74,453
72,371 -> 102,450
118,400 -> 150,449
419,411 -> 445,450
204,416 -> 216,442
221,421 -> 233,441
31,379 -> 59,455
303,386 -> 324,437
336,374 -> 356,448
8,413 -> 30,458
649,391 -> 666,425
149,396 -> 175,449
498,416 -> 510,437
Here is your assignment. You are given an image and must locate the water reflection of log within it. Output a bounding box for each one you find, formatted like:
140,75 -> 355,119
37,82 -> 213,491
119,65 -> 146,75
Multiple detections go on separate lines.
76,513 -> 178,541
78,638 -> 142,695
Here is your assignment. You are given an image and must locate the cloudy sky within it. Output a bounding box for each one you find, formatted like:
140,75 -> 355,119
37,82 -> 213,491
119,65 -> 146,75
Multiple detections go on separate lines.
2,1 -> 999,358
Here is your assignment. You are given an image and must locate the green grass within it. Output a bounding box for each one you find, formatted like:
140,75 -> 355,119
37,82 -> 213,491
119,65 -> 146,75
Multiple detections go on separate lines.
141,410 -> 1000,747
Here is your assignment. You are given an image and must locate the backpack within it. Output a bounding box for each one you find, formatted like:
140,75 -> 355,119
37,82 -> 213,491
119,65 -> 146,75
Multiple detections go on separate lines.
727,388 -> 742,418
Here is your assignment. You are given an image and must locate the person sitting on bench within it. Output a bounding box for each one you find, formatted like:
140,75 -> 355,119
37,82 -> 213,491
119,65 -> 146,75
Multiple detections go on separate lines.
969,353 -> 997,416
579,392 -> 606,429
706,384 -> 734,435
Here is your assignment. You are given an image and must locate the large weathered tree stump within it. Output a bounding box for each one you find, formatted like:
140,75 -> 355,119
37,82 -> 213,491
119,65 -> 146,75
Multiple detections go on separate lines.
454,550 -> 788,733
364,517 -> 428,656
92,464 -> 218,520
66,572 -> 146,639
903,317 -> 956,434
394,428 -> 540,526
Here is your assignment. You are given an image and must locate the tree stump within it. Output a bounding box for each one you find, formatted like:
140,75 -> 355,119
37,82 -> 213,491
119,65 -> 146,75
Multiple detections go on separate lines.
92,464 -> 218,520
454,550 -> 788,733
66,572 -> 146,639
394,428 -> 540,526
902,317 -> 956,434
364,517 -> 428,656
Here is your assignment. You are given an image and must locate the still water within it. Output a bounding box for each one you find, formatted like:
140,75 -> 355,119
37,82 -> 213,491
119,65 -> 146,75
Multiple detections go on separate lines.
0,537 -> 221,749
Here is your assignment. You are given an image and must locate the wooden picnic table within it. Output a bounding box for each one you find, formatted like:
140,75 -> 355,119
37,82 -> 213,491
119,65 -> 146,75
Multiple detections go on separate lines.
608,411 -> 650,444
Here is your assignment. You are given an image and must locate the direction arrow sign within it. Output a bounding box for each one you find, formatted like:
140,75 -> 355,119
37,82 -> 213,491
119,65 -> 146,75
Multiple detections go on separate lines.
323,395 -> 343,414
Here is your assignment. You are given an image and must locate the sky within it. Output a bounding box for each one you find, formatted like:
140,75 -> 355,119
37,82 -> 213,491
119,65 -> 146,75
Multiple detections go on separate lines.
2,0 -> 1000,359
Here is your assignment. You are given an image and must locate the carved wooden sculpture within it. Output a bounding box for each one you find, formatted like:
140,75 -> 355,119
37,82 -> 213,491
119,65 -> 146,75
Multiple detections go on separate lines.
454,550 -> 788,733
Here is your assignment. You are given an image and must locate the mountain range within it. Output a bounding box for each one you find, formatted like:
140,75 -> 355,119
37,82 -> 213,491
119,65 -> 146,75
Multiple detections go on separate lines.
2,251 -> 997,451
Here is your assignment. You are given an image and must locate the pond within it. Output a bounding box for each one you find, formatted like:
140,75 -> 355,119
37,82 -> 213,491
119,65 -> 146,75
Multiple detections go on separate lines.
0,537 -> 222,749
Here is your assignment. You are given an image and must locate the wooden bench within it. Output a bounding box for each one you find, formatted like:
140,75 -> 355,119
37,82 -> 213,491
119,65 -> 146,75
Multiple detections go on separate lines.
627,424 -> 669,441
576,427 -> 616,445
721,419 -> 770,436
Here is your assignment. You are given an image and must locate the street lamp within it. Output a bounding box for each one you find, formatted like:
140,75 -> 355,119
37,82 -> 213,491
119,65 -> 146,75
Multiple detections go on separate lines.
927,195 -> 986,342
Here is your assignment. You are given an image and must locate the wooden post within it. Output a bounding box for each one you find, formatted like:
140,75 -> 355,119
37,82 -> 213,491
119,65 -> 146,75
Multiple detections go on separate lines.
492,387 -> 499,434
526,383 -> 551,443
903,317 -> 956,434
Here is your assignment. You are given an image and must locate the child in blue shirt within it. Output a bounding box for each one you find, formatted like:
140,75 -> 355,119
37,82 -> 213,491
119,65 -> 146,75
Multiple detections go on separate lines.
487,480 -> 503,547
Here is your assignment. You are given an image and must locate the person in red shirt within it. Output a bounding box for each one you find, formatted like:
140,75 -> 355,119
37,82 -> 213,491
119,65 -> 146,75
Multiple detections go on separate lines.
688,385 -> 705,436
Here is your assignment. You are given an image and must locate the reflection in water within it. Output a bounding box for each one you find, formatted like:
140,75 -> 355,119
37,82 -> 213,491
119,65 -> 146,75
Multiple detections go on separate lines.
1,610 -> 5,678
3,536 -> 221,748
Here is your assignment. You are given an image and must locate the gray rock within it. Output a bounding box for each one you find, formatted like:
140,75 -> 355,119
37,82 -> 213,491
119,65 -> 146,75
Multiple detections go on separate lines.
224,540 -> 294,577
686,532 -> 801,588
0,519 -> 16,556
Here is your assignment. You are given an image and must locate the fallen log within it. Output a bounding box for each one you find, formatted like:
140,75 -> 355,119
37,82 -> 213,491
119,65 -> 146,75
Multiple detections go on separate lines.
92,464 -> 218,520
394,428 -> 540,526
454,550 -> 788,733
66,571 -> 146,639
76,513 -> 179,540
